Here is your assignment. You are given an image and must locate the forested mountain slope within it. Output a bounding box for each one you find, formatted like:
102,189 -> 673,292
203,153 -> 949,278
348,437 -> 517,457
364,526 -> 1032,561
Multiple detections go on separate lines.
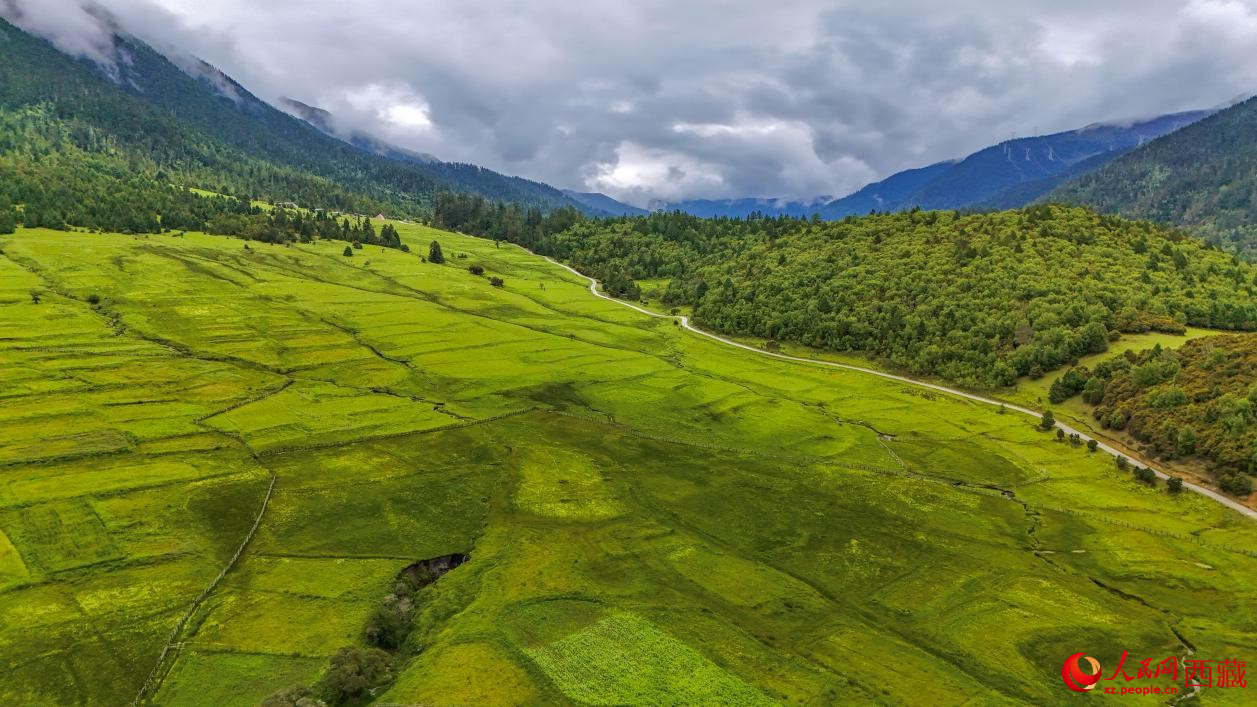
435,199 -> 1257,387
1052,96 -> 1257,258
0,18 -> 592,224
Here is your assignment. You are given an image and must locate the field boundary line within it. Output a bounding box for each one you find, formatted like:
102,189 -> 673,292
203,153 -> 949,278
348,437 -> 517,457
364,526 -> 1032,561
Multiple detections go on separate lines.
131,471 -> 278,705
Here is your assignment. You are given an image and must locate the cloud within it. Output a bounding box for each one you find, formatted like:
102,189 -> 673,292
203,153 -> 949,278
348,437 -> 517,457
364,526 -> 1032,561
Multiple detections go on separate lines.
0,0 -> 118,65
8,1 -> 1257,207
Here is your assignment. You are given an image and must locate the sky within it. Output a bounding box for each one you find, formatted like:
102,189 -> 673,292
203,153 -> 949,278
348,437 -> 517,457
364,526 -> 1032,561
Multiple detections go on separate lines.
6,0 -> 1257,207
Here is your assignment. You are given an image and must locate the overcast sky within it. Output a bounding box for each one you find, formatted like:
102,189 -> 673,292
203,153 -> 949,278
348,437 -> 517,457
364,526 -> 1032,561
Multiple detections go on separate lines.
8,0 -> 1257,206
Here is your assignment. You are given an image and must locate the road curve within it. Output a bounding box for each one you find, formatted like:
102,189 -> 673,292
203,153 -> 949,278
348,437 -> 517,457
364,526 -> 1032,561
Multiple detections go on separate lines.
543,257 -> 1256,521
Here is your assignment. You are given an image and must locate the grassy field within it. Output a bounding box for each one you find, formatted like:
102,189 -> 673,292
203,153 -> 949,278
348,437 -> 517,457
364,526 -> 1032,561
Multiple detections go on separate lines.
0,224 -> 1253,705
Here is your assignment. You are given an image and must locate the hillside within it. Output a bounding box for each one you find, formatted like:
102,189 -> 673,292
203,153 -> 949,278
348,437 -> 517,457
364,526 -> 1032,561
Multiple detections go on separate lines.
2,223 -> 1254,705
1052,96 -> 1257,258
0,18 -> 593,220
437,200 -> 1257,387
1051,335 -> 1256,493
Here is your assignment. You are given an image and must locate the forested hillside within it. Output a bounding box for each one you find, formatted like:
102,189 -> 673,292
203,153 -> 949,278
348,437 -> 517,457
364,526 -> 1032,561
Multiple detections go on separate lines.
0,18 -> 592,231
1052,96 -> 1257,258
1050,336 -> 1256,494
435,198 -> 1257,387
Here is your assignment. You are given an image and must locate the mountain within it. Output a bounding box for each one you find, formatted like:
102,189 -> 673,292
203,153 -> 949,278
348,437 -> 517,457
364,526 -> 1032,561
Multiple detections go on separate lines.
653,111 -> 1211,220
650,197 -> 825,219
821,110 -> 1214,218
0,16 -> 596,218
562,190 -> 648,216
1050,96 -> 1257,258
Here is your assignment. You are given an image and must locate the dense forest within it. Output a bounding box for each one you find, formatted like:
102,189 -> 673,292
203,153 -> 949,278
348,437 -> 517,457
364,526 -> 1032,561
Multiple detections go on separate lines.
1053,96 -> 1257,259
434,197 -> 1257,387
1049,336 -> 1256,494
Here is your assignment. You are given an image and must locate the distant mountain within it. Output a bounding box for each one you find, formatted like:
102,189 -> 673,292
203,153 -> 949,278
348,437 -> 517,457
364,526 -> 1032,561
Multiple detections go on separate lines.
821,110 -> 1214,218
562,190 -> 648,216
655,111 -> 1211,221
1051,96 -> 1257,258
652,197 -> 828,219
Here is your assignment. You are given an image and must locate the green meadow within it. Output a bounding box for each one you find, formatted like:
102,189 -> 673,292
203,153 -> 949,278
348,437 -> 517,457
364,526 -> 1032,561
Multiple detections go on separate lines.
0,223 -> 1253,705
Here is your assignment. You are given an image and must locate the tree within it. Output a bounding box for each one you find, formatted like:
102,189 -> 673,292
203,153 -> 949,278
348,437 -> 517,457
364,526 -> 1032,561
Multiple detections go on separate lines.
364,605 -> 409,650
428,240 -> 445,264
1115,455 -> 1129,471
29,291 -> 41,304
1086,439 -> 1098,452
1039,410 -> 1055,431
1175,427 -> 1198,456
86,294 -> 100,305
1220,473 -> 1253,496
342,245 -> 353,257
1133,466 -> 1157,486
318,647 -> 394,705
0,208 -> 16,235
1056,428 -> 1066,441
1167,476 -> 1184,494
489,276 -> 505,288
468,264 -> 484,275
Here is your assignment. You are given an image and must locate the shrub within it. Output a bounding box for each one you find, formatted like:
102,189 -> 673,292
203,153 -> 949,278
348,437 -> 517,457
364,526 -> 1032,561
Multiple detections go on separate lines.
1166,477 -> 1184,494
1115,456 -> 1129,471
1133,466 -> 1157,486
342,246 -> 353,257
1039,410 -> 1055,431
86,293 -> 100,305
468,264 -> 485,276
1220,473 -> 1253,496
428,240 -> 445,263
1086,439 -> 1098,452
318,647 -> 394,705
489,277 -> 505,288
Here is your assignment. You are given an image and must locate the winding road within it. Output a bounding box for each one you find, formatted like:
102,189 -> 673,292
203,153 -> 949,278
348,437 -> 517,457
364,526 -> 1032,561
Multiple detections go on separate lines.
544,257 -> 1257,521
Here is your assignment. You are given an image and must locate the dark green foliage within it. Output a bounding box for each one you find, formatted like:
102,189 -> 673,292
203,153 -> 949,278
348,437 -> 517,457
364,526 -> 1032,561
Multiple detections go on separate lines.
1056,428 -> 1066,441
1167,476 -> 1184,494
0,208 -> 15,234
1220,473 -> 1253,496
428,240 -> 445,264
1133,466 -> 1158,486
1039,409 -> 1055,430
343,246 -> 353,257
468,264 -> 484,275
1087,438 -> 1099,452
85,293 -> 100,305
1116,455 -> 1129,471
1049,367 -> 1091,404
1052,96 -> 1257,258
489,276 -> 505,288
1082,336 -> 1255,479
317,647 -> 394,705
435,200 -> 1256,387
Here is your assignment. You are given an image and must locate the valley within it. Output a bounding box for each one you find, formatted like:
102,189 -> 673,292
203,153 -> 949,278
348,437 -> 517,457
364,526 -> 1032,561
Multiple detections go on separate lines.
1,222 -> 1253,705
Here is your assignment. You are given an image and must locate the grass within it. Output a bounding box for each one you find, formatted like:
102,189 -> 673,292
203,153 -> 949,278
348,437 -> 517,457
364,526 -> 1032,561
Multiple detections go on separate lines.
0,224 -> 1253,705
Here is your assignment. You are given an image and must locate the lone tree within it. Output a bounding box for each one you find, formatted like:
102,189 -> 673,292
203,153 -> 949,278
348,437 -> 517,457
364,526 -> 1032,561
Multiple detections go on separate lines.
489,276 -> 505,288
1039,409 -> 1055,431
1167,476 -> 1184,494
1086,439 -> 1099,452
343,245 -> 353,257
468,264 -> 484,276
1134,466 -> 1157,486
428,240 -> 445,264
1056,428 -> 1066,441
1115,455 -> 1129,471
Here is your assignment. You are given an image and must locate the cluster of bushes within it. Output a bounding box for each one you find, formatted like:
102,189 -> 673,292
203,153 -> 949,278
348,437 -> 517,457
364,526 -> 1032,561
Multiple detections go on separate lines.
263,559 -> 464,705
1048,336 -> 1256,495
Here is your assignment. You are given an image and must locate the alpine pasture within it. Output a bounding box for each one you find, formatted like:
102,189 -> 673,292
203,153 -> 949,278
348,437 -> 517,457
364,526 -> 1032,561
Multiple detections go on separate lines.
0,223 -> 1253,705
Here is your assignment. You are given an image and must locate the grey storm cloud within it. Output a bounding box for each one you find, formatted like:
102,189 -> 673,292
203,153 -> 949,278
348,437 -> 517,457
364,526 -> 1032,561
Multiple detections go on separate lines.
8,0 -> 1257,206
